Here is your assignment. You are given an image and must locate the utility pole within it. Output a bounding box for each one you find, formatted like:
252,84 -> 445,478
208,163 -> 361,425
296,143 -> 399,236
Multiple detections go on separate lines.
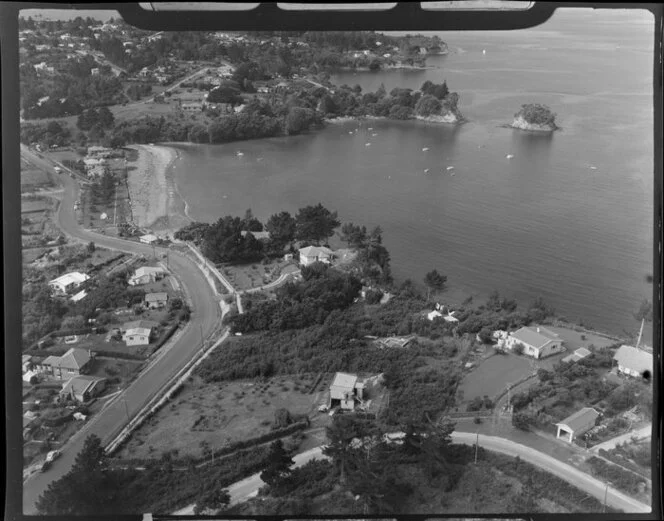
636,318 -> 645,349
122,396 -> 130,422
474,431 -> 479,464
603,481 -> 609,513
200,324 -> 204,348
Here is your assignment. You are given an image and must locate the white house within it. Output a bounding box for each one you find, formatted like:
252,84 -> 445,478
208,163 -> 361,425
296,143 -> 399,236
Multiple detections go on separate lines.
555,407 -> 600,443
562,347 -> 592,364
128,266 -> 166,286
299,246 -> 334,267
49,272 -> 90,295
70,290 -> 87,303
122,320 -> 158,346
60,375 -> 106,402
329,372 -> 365,411
505,326 -> 564,359
613,345 -> 653,378
139,234 -> 159,245
427,310 -> 443,321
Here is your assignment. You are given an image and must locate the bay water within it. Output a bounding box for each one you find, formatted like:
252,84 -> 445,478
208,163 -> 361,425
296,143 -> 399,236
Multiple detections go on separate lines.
171,8 -> 654,337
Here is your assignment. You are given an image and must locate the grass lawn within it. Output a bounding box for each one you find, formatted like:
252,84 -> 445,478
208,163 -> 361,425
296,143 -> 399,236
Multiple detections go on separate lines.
117,374 -> 323,460
21,198 -> 52,213
87,358 -> 144,393
21,166 -> 54,190
457,352 -> 534,404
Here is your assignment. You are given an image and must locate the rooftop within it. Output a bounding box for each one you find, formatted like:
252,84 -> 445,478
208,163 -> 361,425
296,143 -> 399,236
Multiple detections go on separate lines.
511,326 -> 560,350
556,407 -> 600,432
49,272 -> 90,287
145,292 -> 168,302
331,372 -> 358,391
614,345 -> 653,374
299,245 -> 333,257
123,320 -> 158,331
61,375 -> 105,396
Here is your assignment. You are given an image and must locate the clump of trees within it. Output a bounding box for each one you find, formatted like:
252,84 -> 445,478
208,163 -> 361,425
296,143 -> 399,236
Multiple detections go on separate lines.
514,103 -> 557,128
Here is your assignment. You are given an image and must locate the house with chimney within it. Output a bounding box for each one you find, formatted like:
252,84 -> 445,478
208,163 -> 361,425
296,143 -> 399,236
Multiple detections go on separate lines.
504,326 -> 564,359
37,348 -> 93,380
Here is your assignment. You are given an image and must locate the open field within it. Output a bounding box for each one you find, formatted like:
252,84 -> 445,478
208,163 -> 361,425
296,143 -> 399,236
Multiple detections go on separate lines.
21,164 -> 54,190
117,374 -> 329,460
457,352 -> 534,403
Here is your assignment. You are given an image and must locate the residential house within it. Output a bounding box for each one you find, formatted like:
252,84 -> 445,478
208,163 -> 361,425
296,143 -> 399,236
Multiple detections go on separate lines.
562,347 -> 592,364
122,320 -> 158,346
128,266 -> 167,286
83,157 -> 107,171
613,345 -> 653,378
59,375 -> 106,402
180,101 -> 206,112
22,354 -> 33,373
329,372 -> 365,411
145,292 -> 169,309
138,67 -> 151,78
38,348 -> 92,380
87,164 -> 107,179
241,230 -> 271,241
504,326 -> 564,359
139,234 -> 159,245
49,272 -> 90,295
87,146 -> 113,158
427,310 -> 443,321
70,290 -> 87,303
555,407 -> 600,443
90,67 -> 100,76
299,246 -> 334,267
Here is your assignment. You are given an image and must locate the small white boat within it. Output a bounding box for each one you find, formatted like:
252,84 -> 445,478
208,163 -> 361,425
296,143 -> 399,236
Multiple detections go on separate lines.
424,169 -> 430,173
368,127 -> 373,131
236,151 -> 244,157
482,49 -> 486,55
422,147 -> 430,152
446,166 -> 454,171
506,154 -> 514,159
371,133 -> 378,137
365,143 -> 371,147
589,165 -> 597,170
348,131 -> 354,135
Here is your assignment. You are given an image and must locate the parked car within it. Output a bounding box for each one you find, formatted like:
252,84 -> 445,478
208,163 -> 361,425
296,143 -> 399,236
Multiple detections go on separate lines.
46,450 -> 60,463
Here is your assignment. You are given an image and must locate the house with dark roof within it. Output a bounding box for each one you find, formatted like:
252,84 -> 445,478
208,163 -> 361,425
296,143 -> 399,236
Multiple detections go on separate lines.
38,348 -> 92,380
555,407 -> 600,443
60,375 -> 106,402
505,326 -> 564,359
145,292 -> 169,309
613,345 -> 653,378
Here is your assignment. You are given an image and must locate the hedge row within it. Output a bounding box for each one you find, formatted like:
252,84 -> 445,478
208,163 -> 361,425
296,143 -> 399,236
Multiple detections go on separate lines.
597,449 -> 651,480
587,455 -> 648,495
87,253 -> 125,273
51,328 -> 94,338
93,350 -> 146,361
153,322 -> 180,351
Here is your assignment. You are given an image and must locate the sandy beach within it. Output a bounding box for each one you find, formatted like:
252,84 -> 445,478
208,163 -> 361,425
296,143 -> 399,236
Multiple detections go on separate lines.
126,144 -> 190,237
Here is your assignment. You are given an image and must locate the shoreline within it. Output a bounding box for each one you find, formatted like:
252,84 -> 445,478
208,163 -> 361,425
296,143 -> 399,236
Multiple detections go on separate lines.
125,144 -> 191,238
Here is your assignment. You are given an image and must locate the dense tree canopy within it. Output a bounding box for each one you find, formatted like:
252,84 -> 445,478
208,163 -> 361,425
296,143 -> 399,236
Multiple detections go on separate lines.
295,203 -> 340,244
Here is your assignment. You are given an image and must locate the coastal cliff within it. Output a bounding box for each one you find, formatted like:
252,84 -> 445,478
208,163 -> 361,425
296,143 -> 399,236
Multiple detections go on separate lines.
511,104 -> 558,132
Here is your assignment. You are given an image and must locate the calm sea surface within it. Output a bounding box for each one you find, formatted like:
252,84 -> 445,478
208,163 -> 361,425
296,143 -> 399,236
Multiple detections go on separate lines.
172,8 -> 654,336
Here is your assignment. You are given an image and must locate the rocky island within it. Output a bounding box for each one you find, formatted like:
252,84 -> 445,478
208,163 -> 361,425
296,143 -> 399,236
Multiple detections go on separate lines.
511,103 -> 558,132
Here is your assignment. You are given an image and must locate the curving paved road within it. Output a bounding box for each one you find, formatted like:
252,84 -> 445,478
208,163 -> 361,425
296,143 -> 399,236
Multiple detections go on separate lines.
21,145 -> 223,514
174,431 -> 652,515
